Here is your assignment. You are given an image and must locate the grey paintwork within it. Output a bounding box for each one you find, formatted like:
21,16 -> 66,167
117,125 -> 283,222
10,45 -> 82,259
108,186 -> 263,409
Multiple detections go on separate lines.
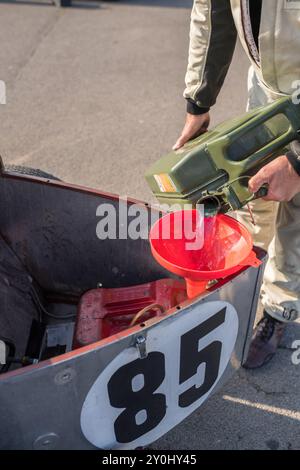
0,165 -> 266,449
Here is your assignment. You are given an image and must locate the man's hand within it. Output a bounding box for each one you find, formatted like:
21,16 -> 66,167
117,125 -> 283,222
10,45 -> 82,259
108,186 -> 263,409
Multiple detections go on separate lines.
173,112 -> 210,150
249,155 -> 300,202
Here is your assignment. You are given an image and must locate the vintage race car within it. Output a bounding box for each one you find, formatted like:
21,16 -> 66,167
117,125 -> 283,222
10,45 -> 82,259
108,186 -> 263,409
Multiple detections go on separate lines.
0,159 -> 266,450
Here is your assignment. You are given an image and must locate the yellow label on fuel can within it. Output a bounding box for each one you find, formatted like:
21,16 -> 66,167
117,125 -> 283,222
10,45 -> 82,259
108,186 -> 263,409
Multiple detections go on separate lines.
154,174 -> 178,193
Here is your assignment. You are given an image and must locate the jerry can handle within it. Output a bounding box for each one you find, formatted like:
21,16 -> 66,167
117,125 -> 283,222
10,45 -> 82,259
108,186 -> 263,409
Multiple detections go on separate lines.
245,128 -> 295,167
225,98 -> 300,168
227,96 -> 296,143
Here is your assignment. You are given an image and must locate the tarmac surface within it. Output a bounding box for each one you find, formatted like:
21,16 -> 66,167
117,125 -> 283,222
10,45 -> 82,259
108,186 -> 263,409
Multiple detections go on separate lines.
0,0 -> 299,450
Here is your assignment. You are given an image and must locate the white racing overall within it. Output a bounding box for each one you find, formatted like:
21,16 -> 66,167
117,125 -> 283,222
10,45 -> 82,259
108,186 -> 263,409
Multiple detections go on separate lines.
185,0 -> 300,322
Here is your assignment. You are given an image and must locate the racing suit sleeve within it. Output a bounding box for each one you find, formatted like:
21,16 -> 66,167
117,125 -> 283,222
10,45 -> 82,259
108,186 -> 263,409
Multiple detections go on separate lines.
286,140 -> 300,177
184,0 -> 237,115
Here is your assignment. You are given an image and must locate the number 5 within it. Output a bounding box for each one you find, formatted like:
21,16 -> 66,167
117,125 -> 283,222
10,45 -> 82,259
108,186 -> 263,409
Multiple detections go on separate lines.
179,308 -> 226,407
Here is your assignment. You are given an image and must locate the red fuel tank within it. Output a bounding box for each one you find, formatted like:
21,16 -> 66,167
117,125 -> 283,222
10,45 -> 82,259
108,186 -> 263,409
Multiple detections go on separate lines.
73,279 -> 187,348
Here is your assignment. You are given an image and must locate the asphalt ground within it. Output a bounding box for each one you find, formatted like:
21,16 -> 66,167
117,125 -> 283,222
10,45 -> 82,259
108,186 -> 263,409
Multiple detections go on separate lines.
0,0 -> 299,450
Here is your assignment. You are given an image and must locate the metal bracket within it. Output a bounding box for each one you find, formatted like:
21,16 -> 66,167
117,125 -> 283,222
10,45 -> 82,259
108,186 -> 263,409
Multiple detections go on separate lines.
135,335 -> 147,359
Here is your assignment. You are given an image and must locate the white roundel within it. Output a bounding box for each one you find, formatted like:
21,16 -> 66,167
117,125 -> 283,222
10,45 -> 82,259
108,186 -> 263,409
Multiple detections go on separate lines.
80,301 -> 239,449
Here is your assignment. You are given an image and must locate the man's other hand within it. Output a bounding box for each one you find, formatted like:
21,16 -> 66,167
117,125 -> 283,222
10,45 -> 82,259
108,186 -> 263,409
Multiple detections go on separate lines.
249,156 -> 300,202
173,112 -> 210,150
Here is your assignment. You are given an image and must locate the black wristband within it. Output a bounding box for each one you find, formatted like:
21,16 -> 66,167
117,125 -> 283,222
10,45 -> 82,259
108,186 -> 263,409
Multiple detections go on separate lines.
186,99 -> 210,116
286,150 -> 300,177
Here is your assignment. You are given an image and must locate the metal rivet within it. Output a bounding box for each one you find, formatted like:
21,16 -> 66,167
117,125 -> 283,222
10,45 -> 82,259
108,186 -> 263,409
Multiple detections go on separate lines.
33,433 -> 59,450
55,367 -> 76,385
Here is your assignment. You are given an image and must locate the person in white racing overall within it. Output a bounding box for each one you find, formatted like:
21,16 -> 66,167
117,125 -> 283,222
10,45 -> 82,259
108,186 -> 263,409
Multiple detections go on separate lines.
175,0 -> 300,368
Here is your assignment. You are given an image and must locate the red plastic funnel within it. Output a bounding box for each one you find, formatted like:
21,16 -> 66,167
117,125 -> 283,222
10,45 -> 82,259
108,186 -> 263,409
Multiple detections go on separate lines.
149,210 -> 261,298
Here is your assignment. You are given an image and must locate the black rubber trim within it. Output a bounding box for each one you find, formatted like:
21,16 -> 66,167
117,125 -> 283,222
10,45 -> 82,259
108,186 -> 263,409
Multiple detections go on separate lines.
4,165 -> 61,181
186,99 -> 210,115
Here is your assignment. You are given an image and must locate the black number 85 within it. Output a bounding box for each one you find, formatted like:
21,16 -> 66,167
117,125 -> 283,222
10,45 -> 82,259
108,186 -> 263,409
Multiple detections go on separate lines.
107,308 -> 226,443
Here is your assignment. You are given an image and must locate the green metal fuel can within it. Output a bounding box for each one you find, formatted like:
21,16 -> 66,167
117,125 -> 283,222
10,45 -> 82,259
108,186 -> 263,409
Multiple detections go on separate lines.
146,96 -> 300,214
